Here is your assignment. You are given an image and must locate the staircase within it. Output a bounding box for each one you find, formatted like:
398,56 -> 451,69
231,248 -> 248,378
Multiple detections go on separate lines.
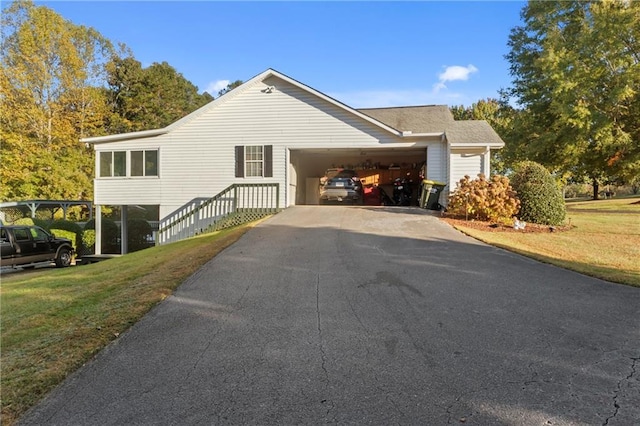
157,183 -> 280,245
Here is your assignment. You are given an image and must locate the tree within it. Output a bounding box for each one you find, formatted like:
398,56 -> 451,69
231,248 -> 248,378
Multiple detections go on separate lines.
506,0 -> 640,199
217,80 -> 243,97
450,98 -> 520,175
104,56 -> 213,133
0,0 -> 114,200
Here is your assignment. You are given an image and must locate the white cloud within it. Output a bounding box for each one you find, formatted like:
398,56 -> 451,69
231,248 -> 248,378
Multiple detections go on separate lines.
205,79 -> 230,95
433,65 -> 478,92
328,64 -> 481,108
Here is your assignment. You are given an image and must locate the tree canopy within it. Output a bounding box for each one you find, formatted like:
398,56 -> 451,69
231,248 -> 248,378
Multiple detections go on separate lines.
1,0 -> 114,200
506,0 -> 640,196
1,0 -> 217,202
104,56 -> 213,134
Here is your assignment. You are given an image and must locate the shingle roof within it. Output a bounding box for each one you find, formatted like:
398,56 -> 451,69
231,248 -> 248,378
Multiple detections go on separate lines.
358,105 -> 504,146
357,105 -> 454,133
445,121 -> 505,146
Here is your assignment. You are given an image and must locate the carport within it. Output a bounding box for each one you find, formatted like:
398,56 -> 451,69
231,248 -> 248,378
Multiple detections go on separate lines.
289,147 -> 429,205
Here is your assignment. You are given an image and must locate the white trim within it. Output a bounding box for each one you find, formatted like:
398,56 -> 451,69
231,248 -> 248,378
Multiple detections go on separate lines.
83,128 -> 167,144
285,148 -> 291,207
449,142 -> 504,148
402,132 -> 444,138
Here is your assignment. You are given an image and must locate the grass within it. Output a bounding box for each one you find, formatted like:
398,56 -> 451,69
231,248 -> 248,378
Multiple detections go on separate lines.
0,221 -> 260,426
446,197 -> 640,287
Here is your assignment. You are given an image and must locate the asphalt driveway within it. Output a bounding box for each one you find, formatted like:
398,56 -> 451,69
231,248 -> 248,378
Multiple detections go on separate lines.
20,206 -> 640,425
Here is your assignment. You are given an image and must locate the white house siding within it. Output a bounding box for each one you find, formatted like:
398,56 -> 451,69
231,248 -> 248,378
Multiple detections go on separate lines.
93,139 -> 164,206
449,148 -> 486,191
425,143 -> 446,183
96,77 -> 442,218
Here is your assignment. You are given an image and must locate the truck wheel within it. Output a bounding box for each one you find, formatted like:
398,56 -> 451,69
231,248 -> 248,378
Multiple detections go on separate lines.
55,248 -> 72,268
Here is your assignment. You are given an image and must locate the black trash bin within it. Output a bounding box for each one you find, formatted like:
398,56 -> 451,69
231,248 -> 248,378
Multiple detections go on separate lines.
422,180 -> 446,210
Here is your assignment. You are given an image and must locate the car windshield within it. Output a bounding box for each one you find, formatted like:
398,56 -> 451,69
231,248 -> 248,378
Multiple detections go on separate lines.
325,169 -> 358,179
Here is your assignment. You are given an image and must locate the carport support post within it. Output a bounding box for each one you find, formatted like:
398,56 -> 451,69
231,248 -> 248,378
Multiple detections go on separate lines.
121,205 -> 128,255
95,205 -> 102,255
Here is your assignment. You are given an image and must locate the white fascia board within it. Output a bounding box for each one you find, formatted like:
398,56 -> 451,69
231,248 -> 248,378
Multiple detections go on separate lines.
81,128 -> 168,144
449,142 -> 504,149
400,132 -> 444,139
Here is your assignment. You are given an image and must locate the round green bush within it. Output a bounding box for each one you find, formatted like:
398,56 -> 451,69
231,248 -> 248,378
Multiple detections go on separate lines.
510,161 -> 566,225
127,219 -> 153,252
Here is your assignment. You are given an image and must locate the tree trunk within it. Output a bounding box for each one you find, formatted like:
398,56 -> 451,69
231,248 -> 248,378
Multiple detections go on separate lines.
592,178 -> 599,200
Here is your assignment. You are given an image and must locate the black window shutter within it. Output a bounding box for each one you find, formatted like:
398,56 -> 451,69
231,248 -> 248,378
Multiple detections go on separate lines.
264,145 -> 273,177
235,146 -> 244,177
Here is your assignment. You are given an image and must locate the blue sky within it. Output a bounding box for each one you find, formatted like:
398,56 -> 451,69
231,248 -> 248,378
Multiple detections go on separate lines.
37,1 -> 526,108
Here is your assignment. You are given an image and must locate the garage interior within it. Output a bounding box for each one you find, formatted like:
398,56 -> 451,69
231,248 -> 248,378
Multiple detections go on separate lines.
290,148 -> 427,205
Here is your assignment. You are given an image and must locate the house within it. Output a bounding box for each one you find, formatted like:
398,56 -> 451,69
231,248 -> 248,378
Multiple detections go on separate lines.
82,69 -> 504,254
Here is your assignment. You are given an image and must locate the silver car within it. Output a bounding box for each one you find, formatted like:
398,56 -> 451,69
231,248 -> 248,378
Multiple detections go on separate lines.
319,169 -> 363,204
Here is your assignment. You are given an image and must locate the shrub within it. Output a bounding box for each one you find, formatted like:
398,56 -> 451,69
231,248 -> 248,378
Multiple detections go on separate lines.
127,219 -> 153,252
50,220 -> 84,253
510,161 -> 566,225
81,229 -> 96,256
447,174 -> 520,223
12,217 -> 50,229
83,218 -> 120,254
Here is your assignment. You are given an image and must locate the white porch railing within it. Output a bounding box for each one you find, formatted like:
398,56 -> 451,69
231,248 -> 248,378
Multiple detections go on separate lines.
157,183 -> 280,245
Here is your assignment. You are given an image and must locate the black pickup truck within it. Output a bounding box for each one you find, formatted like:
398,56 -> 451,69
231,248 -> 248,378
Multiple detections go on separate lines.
0,225 -> 74,268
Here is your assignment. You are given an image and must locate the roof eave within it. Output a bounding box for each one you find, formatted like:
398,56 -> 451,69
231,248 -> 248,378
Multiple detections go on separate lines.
449,142 -> 505,148
400,132 -> 444,138
81,128 -> 168,144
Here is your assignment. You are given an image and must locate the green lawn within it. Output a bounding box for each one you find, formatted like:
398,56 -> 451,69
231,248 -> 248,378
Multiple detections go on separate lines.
0,222 -> 259,425
446,197 -> 640,287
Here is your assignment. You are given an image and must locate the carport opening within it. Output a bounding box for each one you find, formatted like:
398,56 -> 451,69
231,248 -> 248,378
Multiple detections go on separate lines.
290,148 -> 427,205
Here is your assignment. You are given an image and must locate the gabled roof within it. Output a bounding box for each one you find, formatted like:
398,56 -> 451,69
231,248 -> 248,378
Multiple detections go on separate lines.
81,68 -> 504,148
358,105 -> 454,134
445,121 -> 505,147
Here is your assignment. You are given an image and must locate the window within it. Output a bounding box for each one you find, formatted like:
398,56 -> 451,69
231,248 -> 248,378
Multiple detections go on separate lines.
14,228 -> 30,241
99,150 -> 158,178
131,150 -> 158,177
245,146 -> 264,177
100,151 -> 126,177
235,145 -> 273,178
29,227 -> 50,241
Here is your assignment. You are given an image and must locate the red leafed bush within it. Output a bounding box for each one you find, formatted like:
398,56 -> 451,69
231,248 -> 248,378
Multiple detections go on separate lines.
447,174 -> 520,223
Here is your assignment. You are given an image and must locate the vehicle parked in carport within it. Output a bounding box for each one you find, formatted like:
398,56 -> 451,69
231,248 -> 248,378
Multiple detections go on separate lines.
0,225 -> 74,268
319,168 -> 364,204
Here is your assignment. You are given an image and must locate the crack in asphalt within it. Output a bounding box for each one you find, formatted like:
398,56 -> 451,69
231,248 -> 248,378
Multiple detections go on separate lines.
603,356 -> 639,426
316,272 -> 336,421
